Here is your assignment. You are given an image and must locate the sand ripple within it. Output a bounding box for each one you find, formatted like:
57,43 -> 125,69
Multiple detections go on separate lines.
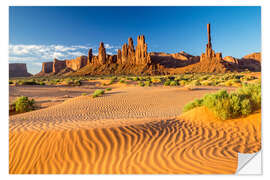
9,87 -> 260,174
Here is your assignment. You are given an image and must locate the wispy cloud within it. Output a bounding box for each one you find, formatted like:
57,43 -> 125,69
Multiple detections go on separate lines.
9,44 -> 91,62
9,44 -> 120,63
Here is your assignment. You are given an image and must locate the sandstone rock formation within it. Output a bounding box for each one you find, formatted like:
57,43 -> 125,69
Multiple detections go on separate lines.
52,59 -> 67,74
237,52 -> 261,71
98,42 -> 106,65
65,56 -> 88,71
35,26 -> 261,76
41,62 -> 53,73
223,56 -> 239,64
200,24 -> 223,62
9,63 -> 32,77
88,49 -> 93,64
242,52 -> 261,62
150,51 -> 199,68
135,35 -> 151,65
37,56 -> 88,75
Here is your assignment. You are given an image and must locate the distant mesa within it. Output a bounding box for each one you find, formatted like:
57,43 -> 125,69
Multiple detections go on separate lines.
34,24 -> 261,76
9,63 -> 32,78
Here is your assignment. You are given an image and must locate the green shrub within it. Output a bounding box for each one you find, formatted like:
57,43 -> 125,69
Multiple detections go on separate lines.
183,99 -> 203,112
164,80 -> 170,86
170,81 -> 179,86
138,81 -> 145,87
190,80 -> 201,86
81,93 -> 88,96
144,81 -> 151,87
133,77 -> 139,81
151,78 -> 162,84
119,79 -> 125,83
106,88 -> 112,91
179,80 -> 187,86
182,83 -> 261,120
15,96 -> 35,113
92,89 -> 105,98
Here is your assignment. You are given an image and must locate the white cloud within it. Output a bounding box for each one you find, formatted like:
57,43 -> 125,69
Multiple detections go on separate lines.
104,43 -> 114,49
9,44 -> 92,62
53,52 -> 65,59
9,43 -> 119,64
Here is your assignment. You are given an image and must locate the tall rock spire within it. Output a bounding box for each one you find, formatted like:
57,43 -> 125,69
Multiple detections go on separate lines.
98,42 -> 106,64
207,23 -> 212,49
201,23 -> 222,62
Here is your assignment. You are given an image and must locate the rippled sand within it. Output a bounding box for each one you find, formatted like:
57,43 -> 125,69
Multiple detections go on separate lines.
9,86 -> 260,174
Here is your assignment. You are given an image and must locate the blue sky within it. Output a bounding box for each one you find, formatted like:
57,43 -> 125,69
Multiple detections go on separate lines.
9,6 -> 261,74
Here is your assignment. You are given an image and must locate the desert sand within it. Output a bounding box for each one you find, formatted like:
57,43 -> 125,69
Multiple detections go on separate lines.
9,84 -> 261,174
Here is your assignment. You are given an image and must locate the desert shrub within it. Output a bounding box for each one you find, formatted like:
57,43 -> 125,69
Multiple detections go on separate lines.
190,80 -> 201,86
151,77 -> 162,84
169,81 -> 179,86
164,80 -> 170,86
81,93 -> 88,96
200,80 -> 214,86
183,99 -> 203,112
106,88 -> 112,91
138,81 -> 145,87
18,80 -> 39,85
119,79 -> 125,83
182,83 -> 261,120
14,96 -> 35,113
179,80 -> 187,86
144,81 -> 151,87
133,77 -> 139,81
108,77 -> 117,85
92,89 -> 105,98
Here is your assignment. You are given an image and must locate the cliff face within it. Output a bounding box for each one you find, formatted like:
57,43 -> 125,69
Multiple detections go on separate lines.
9,63 -> 32,77
237,52 -> 261,71
42,62 -> 53,73
37,56 -> 88,75
150,52 -> 200,68
65,56 -> 88,71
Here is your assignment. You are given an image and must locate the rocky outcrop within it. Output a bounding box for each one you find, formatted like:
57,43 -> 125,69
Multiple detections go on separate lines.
65,56 -> 88,71
37,56 -> 88,75
237,52 -> 261,71
223,56 -> 239,64
41,62 -> 53,73
88,49 -> 93,64
135,35 -> 151,65
150,51 -> 200,68
98,42 -> 106,65
116,35 -> 151,65
242,52 -> 261,62
9,63 -> 32,77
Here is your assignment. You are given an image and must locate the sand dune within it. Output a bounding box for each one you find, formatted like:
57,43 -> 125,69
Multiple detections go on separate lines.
9,86 -> 260,174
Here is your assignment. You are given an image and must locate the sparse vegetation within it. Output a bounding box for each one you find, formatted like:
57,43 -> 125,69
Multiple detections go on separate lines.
138,81 -> 145,87
81,93 -> 88,96
92,89 -> 105,98
9,73 -> 259,89
14,96 -> 35,113
183,83 -> 261,120
106,88 -> 112,91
